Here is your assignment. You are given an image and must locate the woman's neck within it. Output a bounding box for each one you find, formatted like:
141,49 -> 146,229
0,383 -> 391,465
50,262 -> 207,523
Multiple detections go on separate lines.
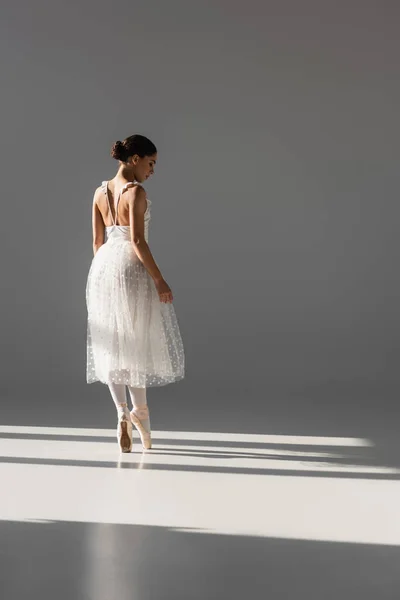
115,164 -> 137,182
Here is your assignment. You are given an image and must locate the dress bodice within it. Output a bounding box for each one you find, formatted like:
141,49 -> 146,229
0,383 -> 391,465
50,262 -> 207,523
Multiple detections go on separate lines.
100,180 -> 152,243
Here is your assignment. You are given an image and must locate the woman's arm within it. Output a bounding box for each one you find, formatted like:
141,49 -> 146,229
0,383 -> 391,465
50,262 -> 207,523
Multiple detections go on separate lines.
92,191 -> 105,256
128,186 -> 163,282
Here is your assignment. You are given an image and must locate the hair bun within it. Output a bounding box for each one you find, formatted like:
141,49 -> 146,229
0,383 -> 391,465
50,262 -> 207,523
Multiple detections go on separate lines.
111,140 -> 127,161
110,134 -> 157,162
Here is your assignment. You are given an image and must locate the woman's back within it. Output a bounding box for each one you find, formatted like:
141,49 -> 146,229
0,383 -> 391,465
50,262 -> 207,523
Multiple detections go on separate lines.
96,179 -> 142,227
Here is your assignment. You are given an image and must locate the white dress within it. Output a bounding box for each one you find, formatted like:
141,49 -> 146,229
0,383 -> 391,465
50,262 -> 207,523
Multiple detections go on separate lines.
86,180 -> 185,387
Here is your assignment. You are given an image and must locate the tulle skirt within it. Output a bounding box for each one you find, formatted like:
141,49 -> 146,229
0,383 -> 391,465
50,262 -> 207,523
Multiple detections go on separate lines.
86,233 -> 185,387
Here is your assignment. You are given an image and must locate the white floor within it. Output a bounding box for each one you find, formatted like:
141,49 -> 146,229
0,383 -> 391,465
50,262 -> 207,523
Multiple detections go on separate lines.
1,425 -> 400,545
1,387 -> 400,600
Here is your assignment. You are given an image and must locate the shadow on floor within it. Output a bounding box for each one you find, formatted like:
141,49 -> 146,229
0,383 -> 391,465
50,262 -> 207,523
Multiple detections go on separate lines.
0,519 -> 399,600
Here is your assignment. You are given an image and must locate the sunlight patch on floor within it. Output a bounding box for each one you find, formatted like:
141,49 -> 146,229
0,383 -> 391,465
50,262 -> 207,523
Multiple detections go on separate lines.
0,425 -> 374,446
0,426 -> 399,545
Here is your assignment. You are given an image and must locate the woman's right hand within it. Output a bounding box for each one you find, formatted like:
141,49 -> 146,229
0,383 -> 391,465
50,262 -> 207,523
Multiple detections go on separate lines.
154,278 -> 173,303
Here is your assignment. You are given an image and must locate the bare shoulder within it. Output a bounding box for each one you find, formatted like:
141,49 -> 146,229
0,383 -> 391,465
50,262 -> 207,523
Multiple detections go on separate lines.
125,182 -> 146,195
125,183 -> 147,212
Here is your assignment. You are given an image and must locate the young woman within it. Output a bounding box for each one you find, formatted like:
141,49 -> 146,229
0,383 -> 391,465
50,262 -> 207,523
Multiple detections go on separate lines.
86,134 -> 185,452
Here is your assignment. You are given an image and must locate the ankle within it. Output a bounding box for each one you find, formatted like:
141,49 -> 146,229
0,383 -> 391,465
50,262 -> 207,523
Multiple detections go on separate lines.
117,403 -> 130,419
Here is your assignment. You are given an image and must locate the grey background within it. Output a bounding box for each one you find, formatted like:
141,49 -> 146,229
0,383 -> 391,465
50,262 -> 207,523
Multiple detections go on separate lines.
1,2 -> 400,598
1,0 -> 399,402
1,0 -> 399,400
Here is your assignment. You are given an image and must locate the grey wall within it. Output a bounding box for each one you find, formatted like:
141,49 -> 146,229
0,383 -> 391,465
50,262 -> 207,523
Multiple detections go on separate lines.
1,0 -> 399,396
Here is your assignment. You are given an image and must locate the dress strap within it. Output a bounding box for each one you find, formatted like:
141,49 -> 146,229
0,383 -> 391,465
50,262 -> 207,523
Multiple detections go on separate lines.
103,181 -> 117,226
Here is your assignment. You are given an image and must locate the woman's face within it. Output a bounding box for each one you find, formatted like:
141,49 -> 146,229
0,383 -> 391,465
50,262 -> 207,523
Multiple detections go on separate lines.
131,153 -> 157,183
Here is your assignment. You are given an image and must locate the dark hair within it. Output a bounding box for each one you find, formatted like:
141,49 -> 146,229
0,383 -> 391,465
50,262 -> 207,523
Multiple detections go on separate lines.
111,134 -> 157,161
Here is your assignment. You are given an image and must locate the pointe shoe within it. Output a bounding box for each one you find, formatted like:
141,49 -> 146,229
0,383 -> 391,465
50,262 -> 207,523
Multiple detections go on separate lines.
117,412 -> 133,453
130,406 -> 152,450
